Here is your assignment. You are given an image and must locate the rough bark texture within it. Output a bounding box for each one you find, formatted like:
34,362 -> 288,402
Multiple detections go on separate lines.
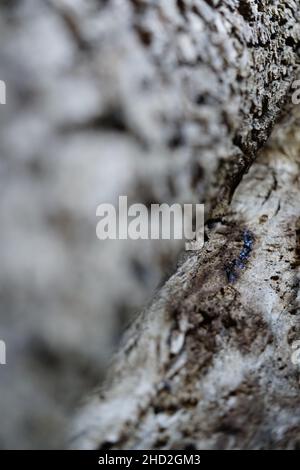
72,106 -> 300,449
0,0 -> 299,449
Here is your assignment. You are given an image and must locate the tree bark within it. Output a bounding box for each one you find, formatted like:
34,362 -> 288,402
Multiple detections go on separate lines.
72,105 -> 300,450
0,0 -> 299,449
69,0 -> 300,451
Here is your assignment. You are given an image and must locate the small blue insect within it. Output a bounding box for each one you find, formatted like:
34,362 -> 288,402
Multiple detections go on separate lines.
225,229 -> 254,283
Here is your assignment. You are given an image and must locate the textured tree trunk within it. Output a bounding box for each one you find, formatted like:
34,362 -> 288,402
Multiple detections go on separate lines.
71,106 -> 300,450
69,0 -> 300,451
0,0 -> 299,449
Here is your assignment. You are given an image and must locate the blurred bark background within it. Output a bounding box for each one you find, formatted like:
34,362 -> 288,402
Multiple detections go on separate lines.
0,0 -> 299,449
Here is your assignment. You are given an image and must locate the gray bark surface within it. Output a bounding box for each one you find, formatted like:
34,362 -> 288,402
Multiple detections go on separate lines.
72,107 -> 300,449
0,0 -> 299,449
